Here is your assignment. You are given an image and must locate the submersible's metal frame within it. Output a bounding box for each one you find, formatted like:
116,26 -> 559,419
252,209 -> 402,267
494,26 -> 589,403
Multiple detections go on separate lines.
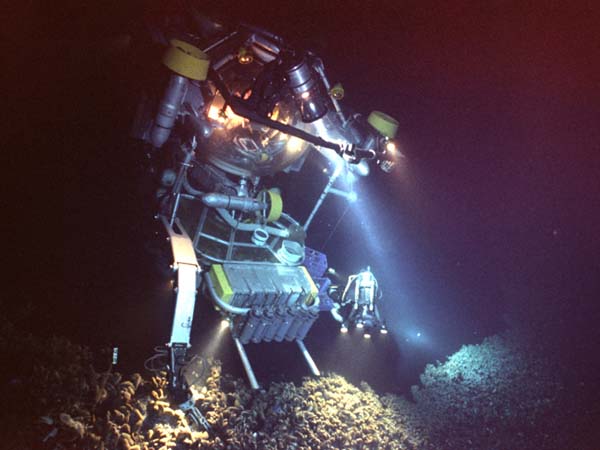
162,217 -> 324,390
159,148 -> 330,390
159,139 -> 360,390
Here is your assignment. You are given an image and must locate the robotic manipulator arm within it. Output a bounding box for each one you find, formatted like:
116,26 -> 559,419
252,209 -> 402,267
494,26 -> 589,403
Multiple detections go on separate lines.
330,266 -> 387,335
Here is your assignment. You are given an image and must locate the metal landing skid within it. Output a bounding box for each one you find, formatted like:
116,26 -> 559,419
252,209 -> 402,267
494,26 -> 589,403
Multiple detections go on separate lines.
233,337 -> 320,390
160,214 -> 321,392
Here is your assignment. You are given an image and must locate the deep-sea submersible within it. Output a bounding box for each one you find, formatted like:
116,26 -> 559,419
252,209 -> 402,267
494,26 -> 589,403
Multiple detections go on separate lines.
130,7 -> 400,415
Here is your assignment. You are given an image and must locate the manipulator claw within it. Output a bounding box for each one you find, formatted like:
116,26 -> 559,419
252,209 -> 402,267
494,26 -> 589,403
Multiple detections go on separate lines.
338,141 -> 397,173
179,397 -> 212,431
339,143 -> 376,164
340,110 -> 401,172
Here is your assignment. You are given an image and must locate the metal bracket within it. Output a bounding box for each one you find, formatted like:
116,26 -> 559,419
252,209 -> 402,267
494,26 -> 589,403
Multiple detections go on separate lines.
160,215 -> 199,267
180,398 -> 211,431
159,215 -> 200,389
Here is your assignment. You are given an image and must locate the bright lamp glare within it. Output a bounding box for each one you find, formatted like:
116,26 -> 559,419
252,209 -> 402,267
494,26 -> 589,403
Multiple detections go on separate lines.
340,325 -> 348,333
363,333 -> 371,339
220,319 -> 230,331
347,159 -> 370,177
380,328 -> 388,335
356,322 -> 364,329
286,135 -> 303,153
385,141 -> 397,153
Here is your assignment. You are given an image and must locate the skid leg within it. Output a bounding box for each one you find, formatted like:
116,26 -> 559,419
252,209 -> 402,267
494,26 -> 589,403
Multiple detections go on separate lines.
233,337 -> 260,389
297,340 -> 320,376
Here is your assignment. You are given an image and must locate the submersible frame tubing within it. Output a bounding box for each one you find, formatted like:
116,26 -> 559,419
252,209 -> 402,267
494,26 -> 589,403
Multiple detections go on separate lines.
216,208 -> 290,238
203,273 -> 251,315
303,164 -> 343,232
296,340 -> 320,376
233,337 -> 260,390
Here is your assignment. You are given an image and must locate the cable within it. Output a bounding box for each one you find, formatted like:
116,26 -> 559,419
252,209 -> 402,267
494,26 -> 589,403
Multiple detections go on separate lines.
183,170 -> 205,197
320,202 -> 351,252
144,346 -> 169,373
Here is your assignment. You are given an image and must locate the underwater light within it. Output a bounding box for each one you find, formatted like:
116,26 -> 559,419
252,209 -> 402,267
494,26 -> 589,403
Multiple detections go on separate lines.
356,321 -> 364,329
363,332 -> 371,339
380,327 -> 388,335
237,47 -> 254,65
385,140 -> 397,153
286,135 -> 304,153
285,56 -> 328,122
200,320 -> 230,357
347,159 -> 370,177
340,325 -> 348,333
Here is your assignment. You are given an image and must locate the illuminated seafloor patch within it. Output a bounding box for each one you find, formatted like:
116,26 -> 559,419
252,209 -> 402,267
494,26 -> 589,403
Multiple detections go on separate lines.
0,318 -> 595,450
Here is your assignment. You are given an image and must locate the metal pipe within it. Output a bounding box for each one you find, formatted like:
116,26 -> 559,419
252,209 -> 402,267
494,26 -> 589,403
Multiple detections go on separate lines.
251,311 -> 270,343
180,193 -> 201,201
297,340 -> 320,377
233,337 -> 259,389
202,30 -> 239,53
241,23 -> 283,45
263,307 -> 285,342
239,311 -> 259,343
203,273 -> 250,315
169,150 -> 195,225
285,311 -> 306,341
216,208 -> 290,237
212,53 -> 236,71
249,33 -> 280,62
330,304 -> 344,323
202,193 -> 266,212
328,187 -> 356,201
151,74 -> 188,148
303,164 -> 343,232
182,172 -> 205,197
274,308 -> 293,341
296,310 -> 319,341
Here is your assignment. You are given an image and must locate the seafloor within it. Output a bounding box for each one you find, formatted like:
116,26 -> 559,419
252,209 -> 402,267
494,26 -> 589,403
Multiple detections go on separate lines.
1,311 -> 597,450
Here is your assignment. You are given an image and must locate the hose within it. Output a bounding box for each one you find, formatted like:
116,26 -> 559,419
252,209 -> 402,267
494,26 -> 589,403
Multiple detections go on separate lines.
203,272 -> 250,315
144,346 -> 169,372
330,303 -> 344,323
216,208 -> 290,238
183,171 -> 205,197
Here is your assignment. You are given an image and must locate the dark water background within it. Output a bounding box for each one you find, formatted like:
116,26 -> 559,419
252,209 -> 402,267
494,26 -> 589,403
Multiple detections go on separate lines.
8,1 -> 600,395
